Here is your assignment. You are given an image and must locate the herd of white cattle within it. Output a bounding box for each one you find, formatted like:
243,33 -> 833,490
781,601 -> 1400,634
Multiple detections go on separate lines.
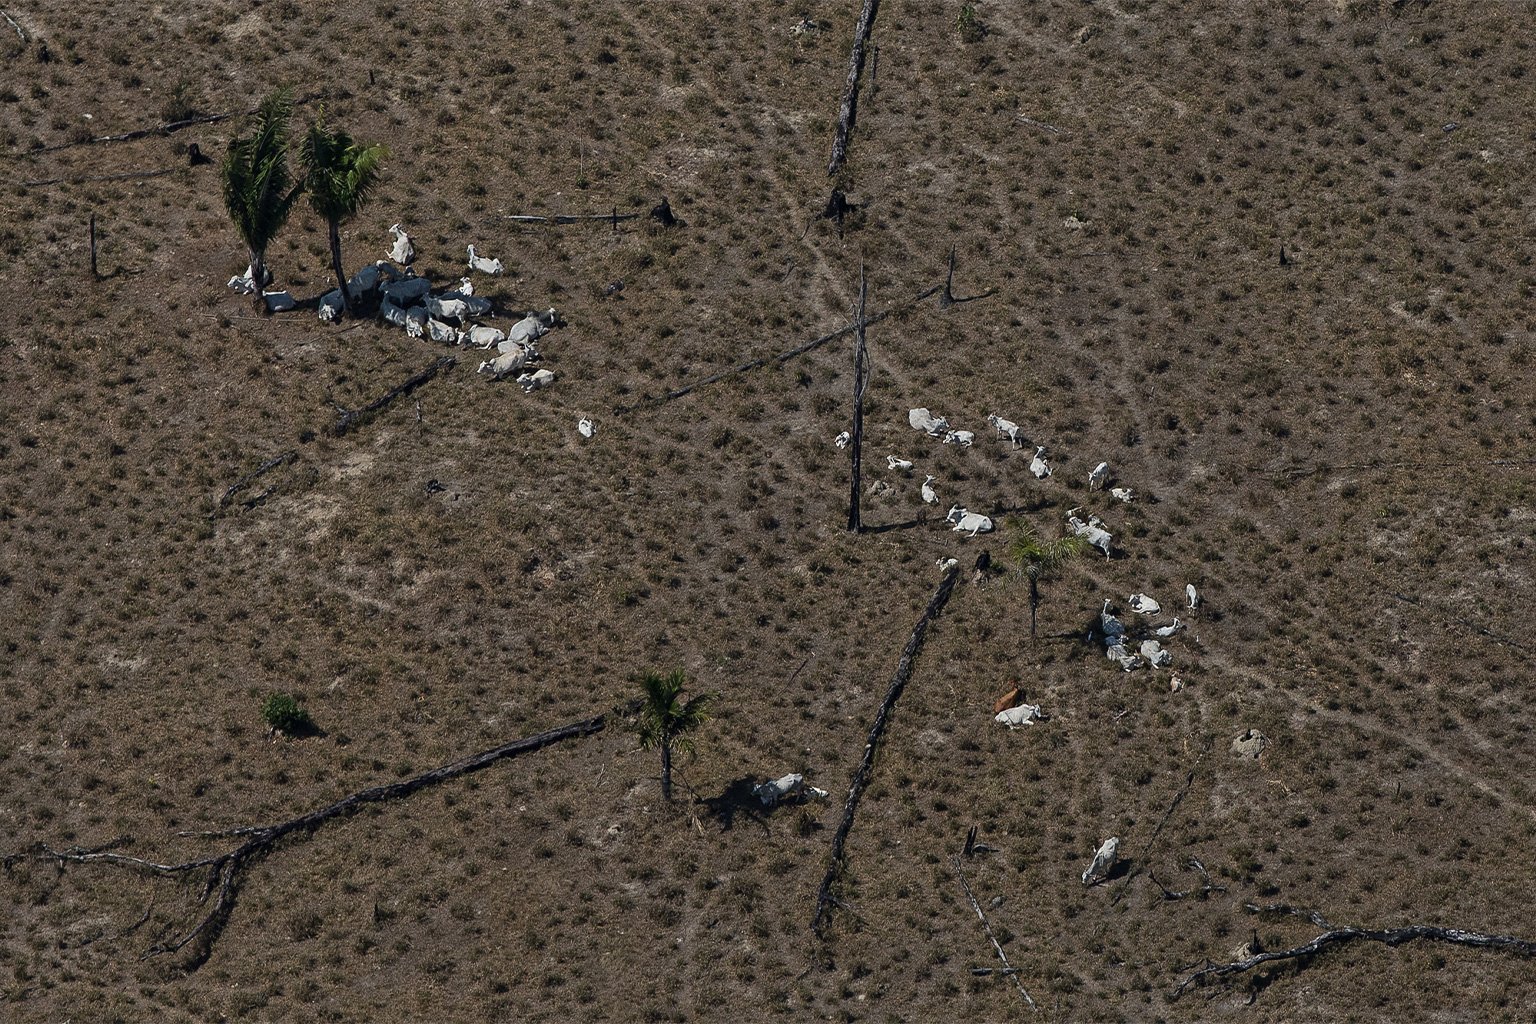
228,225 -> 569,396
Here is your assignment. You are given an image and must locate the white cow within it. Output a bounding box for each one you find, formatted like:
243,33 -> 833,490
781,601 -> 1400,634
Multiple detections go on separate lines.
1106,641 -> 1142,672
888,455 -> 913,472
1153,618 -> 1184,638
578,417 -> 596,439
1127,593 -> 1161,615
262,290 -> 296,313
1082,837 -> 1120,885
387,223 -> 415,265
317,289 -> 344,322
946,505 -> 994,536
517,368 -> 556,392
1030,446 -> 1053,479
1139,639 -> 1172,668
477,345 -> 532,379
994,703 -> 1044,730
1110,487 -> 1134,503
986,414 -> 1023,448
381,275 -> 431,306
460,325 -> 507,349
378,296 -> 410,328
425,318 -> 459,344
941,430 -> 975,447
753,774 -> 828,807
1099,599 -> 1125,639
1068,510 -> 1113,559
921,475 -> 938,505
834,431 -> 851,450
1186,584 -> 1200,609
1088,461 -> 1110,490
908,408 -> 950,436
466,244 -> 504,275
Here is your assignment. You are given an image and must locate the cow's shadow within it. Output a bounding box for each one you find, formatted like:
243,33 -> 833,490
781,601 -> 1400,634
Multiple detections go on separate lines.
700,776 -> 769,833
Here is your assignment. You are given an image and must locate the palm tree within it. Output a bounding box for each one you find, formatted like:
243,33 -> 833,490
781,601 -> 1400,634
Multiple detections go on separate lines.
221,89 -> 303,296
299,112 -> 386,316
1006,517 -> 1088,643
634,669 -> 716,802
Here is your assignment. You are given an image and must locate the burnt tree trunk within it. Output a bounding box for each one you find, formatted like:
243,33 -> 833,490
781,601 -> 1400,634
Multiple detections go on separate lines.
327,219 -> 349,315
813,565 -> 959,936
847,264 -> 869,533
827,0 -> 881,176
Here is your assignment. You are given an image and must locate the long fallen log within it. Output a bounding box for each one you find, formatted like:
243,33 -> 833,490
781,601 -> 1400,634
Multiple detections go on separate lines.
5,708 -> 620,966
2,8 -> 26,42
1173,902 -> 1536,997
953,854 -> 1036,1009
502,211 -> 640,225
828,0 -> 881,175
812,566 -> 958,937
334,355 -> 455,437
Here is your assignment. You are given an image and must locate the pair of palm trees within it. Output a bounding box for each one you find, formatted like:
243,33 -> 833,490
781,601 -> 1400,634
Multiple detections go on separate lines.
222,89 -> 385,315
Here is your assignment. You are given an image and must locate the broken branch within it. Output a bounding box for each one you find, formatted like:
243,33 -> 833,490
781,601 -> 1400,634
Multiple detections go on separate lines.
5,709 -> 618,967
334,355 -> 455,437
215,449 -> 297,514
827,0 -> 881,175
1173,903 -> 1536,998
953,854 -> 1036,1009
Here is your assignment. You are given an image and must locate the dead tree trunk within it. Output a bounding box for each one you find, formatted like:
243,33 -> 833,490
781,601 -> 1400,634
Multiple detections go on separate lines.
334,355 -> 455,436
827,0 -> 881,176
953,854 -> 1036,1010
214,449 -> 297,516
812,565 -> 959,936
1173,903 -> 1536,998
4,708 -> 622,968
847,264 -> 869,533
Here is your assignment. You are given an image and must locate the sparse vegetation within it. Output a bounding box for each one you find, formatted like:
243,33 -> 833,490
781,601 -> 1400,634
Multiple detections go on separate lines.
261,692 -> 314,737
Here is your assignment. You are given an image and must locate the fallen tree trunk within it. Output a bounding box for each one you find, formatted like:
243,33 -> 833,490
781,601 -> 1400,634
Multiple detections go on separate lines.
215,449 -> 297,515
812,566 -> 958,936
953,854 -> 1036,1009
334,355 -> 455,436
5,708 -> 621,967
1173,903 -> 1536,997
502,211 -> 640,225
828,0 -> 881,175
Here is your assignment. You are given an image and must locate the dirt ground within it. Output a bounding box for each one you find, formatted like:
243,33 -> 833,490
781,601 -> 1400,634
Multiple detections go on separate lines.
2,1 -> 1535,1020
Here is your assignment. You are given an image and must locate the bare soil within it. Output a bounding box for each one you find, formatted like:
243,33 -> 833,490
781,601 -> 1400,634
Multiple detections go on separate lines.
2,1 -> 1535,1021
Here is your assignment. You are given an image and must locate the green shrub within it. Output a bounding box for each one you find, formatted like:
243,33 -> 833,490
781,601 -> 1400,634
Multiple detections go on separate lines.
262,693 -> 314,736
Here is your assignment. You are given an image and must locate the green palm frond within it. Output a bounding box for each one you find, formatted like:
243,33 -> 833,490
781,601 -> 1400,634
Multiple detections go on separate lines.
635,670 -> 714,749
1006,518 -> 1087,579
221,89 -> 302,258
300,112 -> 387,224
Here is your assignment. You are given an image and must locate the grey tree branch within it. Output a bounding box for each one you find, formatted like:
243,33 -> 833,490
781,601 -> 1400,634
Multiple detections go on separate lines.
952,855 -> 1036,1010
1173,903 -> 1536,998
4,709 -> 620,968
334,356 -> 455,437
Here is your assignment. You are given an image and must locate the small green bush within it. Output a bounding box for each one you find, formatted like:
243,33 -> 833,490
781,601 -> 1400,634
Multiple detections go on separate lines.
262,693 -> 314,736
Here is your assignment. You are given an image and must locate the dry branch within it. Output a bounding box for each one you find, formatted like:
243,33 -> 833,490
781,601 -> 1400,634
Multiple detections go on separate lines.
19,167 -> 177,187
630,283 -> 940,411
812,566 -> 958,936
828,0 -> 881,175
501,211 -> 640,225
215,449 -> 297,515
1387,590 -> 1526,651
334,355 -> 455,437
953,854 -> 1036,1009
1173,902 -> 1536,997
25,92 -> 324,155
1,9 -> 25,42
5,709 -> 617,967
1110,761 -> 1199,905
